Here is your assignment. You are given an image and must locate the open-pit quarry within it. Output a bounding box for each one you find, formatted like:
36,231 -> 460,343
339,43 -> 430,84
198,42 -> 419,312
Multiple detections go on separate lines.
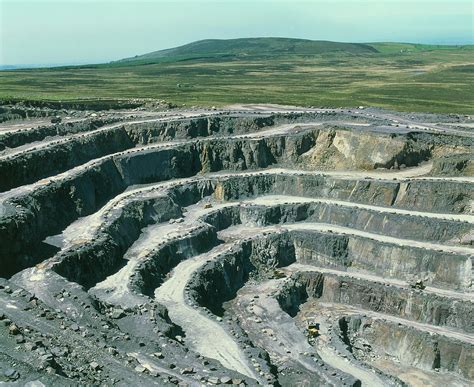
0,102 -> 472,386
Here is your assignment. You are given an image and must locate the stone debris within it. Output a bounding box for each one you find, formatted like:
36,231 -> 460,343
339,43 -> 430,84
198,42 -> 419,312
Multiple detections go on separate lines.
3,368 -> 20,380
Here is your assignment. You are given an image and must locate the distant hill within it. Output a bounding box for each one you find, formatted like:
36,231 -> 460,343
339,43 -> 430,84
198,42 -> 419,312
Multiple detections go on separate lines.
115,37 -> 379,65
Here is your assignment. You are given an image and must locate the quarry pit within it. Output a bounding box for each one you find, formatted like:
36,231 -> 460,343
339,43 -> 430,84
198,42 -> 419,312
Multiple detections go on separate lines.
0,102 -> 472,386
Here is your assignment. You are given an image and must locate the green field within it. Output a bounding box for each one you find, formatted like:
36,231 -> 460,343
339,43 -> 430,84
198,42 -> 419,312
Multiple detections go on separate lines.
1,39 -> 473,113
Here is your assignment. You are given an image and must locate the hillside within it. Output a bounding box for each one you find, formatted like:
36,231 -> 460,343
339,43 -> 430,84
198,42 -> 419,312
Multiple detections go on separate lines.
0,38 -> 472,113
116,37 -> 379,64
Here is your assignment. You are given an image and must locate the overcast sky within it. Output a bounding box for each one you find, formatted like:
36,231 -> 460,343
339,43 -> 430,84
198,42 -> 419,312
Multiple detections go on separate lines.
0,0 -> 472,65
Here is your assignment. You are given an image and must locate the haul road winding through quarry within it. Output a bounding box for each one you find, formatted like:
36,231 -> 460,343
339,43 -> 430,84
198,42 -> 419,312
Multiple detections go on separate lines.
0,102 -> 473,386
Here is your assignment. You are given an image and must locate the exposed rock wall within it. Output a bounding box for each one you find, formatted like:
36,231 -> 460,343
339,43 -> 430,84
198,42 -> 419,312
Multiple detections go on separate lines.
340,315 -> 474,379
189,234 -> 295,315
292,271 -> 474,332
2,170 -> 471,277
0,128 -> 134,191
292,230 -> 471,289
0,118 -> 120,149
53,195 -> 181,288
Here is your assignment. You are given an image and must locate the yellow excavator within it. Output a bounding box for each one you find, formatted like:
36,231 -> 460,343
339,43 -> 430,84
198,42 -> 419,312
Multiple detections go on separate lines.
307,322 -> 320,339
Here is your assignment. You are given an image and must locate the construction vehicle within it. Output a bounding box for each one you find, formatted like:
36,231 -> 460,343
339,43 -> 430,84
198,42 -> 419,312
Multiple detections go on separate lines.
306,322 -> 320,343
409,278 -> 426,290
270,269 -> 286,279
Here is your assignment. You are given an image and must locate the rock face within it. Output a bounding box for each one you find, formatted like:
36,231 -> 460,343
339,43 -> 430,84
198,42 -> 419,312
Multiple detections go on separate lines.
0,104 -> 472,387
338,315 -> 474,380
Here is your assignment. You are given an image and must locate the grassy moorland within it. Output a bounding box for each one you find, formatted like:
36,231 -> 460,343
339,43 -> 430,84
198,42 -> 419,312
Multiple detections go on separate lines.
0,38 -> 473,113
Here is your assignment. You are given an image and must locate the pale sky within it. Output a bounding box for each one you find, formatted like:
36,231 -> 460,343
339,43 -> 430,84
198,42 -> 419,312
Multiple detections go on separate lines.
0,0 -> 472,65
